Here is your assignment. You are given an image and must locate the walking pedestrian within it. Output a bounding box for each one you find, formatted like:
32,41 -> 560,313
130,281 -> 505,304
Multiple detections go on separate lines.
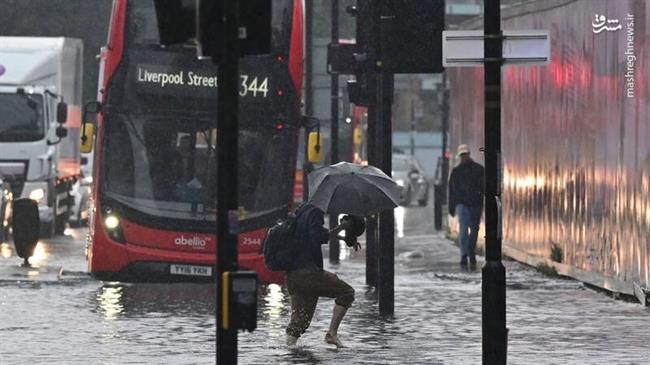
285,203 -> 356,348
448,144 -> 484,269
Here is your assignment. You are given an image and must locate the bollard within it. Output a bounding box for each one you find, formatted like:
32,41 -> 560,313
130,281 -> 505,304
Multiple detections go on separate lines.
433,183 -> 443,230
12,198 -> 40,266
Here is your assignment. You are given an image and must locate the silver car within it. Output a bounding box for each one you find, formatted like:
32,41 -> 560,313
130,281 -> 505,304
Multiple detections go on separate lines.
392,154 -> 429,206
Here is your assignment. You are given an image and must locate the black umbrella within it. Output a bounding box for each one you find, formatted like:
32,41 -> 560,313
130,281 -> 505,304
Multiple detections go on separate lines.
308,162 -> 401,216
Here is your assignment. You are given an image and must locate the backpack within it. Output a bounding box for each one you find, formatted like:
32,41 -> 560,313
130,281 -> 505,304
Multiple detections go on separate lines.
263,205 -> 307,271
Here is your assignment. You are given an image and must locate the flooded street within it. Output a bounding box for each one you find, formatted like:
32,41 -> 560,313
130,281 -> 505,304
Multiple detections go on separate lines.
1,200 -> 648,364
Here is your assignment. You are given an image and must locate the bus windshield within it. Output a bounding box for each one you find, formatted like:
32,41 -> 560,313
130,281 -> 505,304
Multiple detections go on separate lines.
0,93 -> 44,142
103,112 -> 217,221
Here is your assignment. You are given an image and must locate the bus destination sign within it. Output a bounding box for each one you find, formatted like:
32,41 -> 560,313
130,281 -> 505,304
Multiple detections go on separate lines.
134,63 -> 271,100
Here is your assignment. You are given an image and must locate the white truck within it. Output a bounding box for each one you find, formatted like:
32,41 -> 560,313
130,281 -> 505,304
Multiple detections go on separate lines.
0,37 -> 83,237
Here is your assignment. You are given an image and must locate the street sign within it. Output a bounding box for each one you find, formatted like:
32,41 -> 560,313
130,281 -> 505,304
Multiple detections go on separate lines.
442,30 -> 550,67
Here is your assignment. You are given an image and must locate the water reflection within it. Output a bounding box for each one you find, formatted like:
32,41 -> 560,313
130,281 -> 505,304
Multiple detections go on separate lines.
29,242 -> 48,266
0,241 -> 48,264
93,282 -> 216,320
1,242 -> 12,258
394,206 -> 405,238
97,285 -> 125,320
263,283 -> 285,319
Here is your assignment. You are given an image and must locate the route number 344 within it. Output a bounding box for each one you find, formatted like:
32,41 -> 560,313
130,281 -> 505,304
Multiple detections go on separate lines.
240,75 -> 269,97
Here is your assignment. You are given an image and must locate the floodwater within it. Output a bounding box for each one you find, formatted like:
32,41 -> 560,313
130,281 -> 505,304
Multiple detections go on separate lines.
1,204 -> 648,364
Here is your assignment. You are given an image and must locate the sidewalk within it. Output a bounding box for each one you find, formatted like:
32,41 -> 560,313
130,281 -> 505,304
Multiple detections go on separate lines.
242,233 -> 650,365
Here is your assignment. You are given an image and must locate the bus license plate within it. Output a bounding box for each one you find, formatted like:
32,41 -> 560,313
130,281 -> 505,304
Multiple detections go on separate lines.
170,264 -> 212,277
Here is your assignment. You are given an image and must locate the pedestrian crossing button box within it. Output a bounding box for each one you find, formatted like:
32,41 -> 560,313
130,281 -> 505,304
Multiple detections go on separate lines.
223,271 -> 258,332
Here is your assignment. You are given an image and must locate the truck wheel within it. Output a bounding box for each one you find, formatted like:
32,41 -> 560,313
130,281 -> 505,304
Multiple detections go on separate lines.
41,220 -> 55,238
40,200 -> 56,238
54,192 -> 71,235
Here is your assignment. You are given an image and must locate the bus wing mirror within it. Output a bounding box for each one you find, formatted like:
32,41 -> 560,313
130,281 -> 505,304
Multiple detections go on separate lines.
80,123 -> 95,154
353,127 -> 362,145
56,102 -> 68,124
307,131 -> 322,164
83,101 -> 102,123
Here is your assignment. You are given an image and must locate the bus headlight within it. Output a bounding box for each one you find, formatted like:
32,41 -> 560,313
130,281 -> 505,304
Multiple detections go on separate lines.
104,215 -> 120,230
103,212 -> 125,243
29,188 -> 45,202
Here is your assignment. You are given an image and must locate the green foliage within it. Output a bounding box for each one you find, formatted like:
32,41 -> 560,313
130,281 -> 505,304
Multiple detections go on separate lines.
550,243 -> 563,263
536,262 -> 559,277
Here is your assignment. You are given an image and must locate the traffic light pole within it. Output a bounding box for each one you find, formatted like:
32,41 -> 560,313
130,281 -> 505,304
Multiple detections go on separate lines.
482,0 -> 508,363
361,0 -> 378,288
365,77 -> 378,287
377,0 -> 395,317
329,0 -> 341,264
216,0 -> 240,363
377,70 -> 395,317
440,72 -> 449,203
303,0 -> 314,202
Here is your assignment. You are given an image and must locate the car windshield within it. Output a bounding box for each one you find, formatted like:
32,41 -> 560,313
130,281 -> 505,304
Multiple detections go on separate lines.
0,93 -> 44,142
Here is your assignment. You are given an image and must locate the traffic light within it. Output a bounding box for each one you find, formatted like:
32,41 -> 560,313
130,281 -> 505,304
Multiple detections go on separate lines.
326,0 -> 376,106
154,0 -> 195,46
381,0 -> 445,73
196,0 -> 271,61
154,0 -> 271,61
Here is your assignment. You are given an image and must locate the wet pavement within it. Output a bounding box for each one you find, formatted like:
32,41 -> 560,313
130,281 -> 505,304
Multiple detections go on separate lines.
1,203 -> 648,364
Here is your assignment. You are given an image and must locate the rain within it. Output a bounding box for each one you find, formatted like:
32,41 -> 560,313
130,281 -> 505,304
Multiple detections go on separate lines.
0,1 -> 648,364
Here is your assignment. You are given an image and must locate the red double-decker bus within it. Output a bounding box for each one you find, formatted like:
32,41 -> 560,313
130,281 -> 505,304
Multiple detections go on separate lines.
85,0 -> 304,283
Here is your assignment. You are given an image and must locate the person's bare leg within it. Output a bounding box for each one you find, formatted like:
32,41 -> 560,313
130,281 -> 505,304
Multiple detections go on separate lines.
325,304 -> 348,347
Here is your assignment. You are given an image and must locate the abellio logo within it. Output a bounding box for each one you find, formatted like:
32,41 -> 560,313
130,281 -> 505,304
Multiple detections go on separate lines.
174,235 -> 210,249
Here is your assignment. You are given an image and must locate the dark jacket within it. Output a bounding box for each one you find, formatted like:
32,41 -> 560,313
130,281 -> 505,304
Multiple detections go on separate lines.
293,204 -> 329,270
448,159 -> 484,214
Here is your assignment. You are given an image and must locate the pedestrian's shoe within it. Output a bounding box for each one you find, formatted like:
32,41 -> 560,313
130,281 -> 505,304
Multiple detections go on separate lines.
286,334 -> 298,346
325,332 -> 346,348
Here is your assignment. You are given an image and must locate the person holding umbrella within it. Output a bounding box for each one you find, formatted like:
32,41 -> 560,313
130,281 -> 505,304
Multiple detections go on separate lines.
285,203 -> 357,348
286,162 -> 401,348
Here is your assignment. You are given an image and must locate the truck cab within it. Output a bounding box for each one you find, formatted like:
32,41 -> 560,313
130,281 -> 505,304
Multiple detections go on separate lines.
0,37 -> 83,237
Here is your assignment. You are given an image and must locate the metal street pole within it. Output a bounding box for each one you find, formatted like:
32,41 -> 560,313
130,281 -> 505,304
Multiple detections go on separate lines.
364,0 -> 379,288
303,0 -> 313,202
377,70 -> 395,317
482,0 -> 507,363
365,84 -> 378,287
377,0 -> 394,317
216,0 -> 240,363
329,0 -> 341,264
410,99 -> 416,156
440,72 -> 450,200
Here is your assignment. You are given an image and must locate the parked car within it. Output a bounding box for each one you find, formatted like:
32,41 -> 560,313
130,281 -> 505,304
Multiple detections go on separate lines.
392,154 -> 429,206
0,179 -> 13,242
